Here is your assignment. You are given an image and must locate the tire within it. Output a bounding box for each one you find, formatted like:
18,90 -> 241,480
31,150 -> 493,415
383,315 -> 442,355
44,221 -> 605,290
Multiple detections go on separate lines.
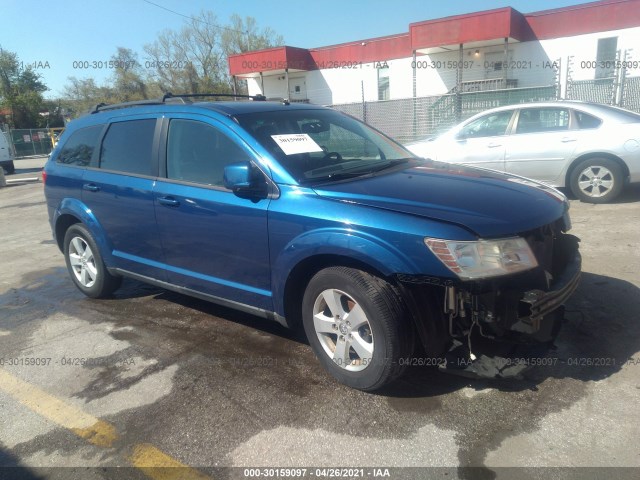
63,224 -> 122,298
302,267 -> 412,391
2,162 -> 14,175
569,157 -> 624,204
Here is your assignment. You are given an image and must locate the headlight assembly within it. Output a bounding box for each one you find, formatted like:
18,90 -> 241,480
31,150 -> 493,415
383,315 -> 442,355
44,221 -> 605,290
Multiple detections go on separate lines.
425,237 -> 538,280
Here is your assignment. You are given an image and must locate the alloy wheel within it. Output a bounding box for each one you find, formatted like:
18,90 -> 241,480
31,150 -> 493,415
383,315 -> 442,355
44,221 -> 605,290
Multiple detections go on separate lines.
577,165 -> 614,198
312,288 -> 374,372
68,236 -> 98,288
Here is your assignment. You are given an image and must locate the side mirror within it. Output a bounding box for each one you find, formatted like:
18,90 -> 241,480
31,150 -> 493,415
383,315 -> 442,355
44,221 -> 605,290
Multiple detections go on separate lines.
223,161 -> 268,200
224,162 -> 251,190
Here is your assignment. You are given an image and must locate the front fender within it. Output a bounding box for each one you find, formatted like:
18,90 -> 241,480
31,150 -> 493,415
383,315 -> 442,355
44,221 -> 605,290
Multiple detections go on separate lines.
271,227 -> 419,316
54,198 -> 114,264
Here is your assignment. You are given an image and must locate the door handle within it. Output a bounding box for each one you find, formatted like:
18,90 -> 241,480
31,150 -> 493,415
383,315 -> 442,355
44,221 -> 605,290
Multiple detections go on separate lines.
83,183 -> 100,192
487,143 -> 502,148
561,137 -> 576,143
158,196 -> 180,207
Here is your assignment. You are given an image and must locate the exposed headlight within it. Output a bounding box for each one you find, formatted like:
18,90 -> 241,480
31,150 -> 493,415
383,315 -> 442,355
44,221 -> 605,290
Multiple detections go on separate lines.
424,237 -> 538,280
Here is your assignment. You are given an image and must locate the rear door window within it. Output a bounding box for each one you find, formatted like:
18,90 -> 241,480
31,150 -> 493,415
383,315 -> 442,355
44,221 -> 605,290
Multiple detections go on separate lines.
100,119 -> 156,176
515,108 -> 570,134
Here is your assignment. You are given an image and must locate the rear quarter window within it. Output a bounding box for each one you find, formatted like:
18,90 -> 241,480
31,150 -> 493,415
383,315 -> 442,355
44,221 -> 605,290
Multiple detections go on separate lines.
574,110 -> 602,129
56,125 -> 103,166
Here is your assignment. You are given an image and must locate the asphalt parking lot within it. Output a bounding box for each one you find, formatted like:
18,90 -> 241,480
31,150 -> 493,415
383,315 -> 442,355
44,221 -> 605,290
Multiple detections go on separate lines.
1,157 -> 639,480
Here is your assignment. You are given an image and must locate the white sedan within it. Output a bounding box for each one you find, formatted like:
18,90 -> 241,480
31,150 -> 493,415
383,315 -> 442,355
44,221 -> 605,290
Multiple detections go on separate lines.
405,101 -> 640,203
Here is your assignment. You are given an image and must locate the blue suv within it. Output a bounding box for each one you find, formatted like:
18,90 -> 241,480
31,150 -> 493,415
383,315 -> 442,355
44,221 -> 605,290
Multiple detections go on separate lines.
44,94 -> 581,390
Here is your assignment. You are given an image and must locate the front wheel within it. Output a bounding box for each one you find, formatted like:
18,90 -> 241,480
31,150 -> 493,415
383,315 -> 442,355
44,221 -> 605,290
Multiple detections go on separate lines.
63,224 -> 122,298
302,267 -> 412,391
569,157 -> 624,203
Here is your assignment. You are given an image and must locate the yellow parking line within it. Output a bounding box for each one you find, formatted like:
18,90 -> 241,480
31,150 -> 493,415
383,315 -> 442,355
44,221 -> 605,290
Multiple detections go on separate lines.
0,368 -> 117,447
0,368 -> 212,479
131,444 -> 212,480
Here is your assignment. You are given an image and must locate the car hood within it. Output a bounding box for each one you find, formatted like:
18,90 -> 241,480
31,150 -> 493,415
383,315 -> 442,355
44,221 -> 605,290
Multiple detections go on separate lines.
312,160 -> 567,238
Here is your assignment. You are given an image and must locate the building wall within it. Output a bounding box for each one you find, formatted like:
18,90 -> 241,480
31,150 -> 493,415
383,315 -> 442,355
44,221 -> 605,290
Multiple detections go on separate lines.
540,26 -> 640,80
247,26 -> 640,105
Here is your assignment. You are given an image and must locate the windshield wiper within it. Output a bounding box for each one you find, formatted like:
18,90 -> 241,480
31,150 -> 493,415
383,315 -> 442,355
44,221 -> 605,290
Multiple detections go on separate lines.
301,170 -> 370,185
368,158 -> 413,172
301,158 -> 415,185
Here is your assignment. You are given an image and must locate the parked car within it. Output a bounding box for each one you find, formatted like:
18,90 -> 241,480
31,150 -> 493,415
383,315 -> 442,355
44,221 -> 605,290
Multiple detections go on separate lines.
43,94 -> 580,390
405,101 -> 640,203
0,131 -> 15,175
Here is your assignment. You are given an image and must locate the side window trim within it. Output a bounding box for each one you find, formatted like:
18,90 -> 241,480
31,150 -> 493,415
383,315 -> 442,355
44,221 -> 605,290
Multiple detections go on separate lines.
505,109 -> 518,135
95,116 -> 161,178
89,124 -> 108,168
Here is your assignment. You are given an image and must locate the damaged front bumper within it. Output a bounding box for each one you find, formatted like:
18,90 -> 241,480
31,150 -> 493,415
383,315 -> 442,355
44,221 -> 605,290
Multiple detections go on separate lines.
512,249 -> 581,338
440,232 -> 581,379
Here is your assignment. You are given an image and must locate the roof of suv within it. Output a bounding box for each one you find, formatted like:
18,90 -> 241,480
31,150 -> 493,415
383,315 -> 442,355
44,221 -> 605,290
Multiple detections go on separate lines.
198,101 -> 326,116
85,99 -> 326,119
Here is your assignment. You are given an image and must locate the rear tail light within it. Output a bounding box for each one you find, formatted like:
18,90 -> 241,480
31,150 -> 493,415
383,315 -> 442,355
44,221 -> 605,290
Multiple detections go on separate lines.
41,169 -> 47,184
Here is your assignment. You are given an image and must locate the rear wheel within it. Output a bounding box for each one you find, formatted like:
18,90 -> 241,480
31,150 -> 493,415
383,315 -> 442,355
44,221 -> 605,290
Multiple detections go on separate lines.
302,267 -> 412,391
63,224 -> 121,298
570,157 -> 624,203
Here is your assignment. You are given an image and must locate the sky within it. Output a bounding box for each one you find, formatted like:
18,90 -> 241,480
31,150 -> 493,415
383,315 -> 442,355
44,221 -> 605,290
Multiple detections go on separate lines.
1,0 -> 594,98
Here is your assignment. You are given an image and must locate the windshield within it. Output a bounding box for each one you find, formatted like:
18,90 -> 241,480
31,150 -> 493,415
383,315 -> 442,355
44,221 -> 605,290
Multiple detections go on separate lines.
234,108 -> 416,184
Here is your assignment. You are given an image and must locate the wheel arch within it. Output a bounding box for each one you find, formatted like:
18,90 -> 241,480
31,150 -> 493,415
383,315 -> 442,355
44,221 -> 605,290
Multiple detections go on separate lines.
281,254 -> 393,332
564,152 -> 629,188
54,213 -> 81,252
54,198 -> 113,264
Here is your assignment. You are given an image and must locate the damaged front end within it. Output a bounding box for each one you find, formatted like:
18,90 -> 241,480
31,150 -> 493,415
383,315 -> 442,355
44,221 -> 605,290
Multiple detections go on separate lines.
406,215 -> 581,379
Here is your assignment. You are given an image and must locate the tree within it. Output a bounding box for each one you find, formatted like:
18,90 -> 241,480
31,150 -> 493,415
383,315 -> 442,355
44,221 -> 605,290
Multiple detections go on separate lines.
221,15 -> 284,56
0,47 -> 48,128
61,48 -> 162,116
41,99 -> 66,128
61,77 -> 116,116
110,47 -> 158,101
59,12 -> 284,118
144,12 -> 283,94
144,11 -> 229,94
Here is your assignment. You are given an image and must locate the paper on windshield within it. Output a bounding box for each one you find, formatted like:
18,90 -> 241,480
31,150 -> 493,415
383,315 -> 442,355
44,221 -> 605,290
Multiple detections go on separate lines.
271,134 -> 323,155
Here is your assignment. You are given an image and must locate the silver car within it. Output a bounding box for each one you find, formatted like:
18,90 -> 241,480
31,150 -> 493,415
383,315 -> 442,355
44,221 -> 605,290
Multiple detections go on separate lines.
405,101 -> 640,203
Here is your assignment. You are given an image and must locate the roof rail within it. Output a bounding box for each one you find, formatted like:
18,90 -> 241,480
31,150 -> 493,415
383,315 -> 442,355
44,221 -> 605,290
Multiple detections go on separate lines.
265,97 -> 290,105
88,92 -> 268,114
88,99 -> 164,114
161,92 -> 267,102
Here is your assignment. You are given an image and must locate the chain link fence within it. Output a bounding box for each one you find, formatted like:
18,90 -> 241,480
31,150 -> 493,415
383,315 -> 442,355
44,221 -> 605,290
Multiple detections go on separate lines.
330,50 -> 640,144
7,129 -> 54,158
332,85 -> 559,144
566,49 -> 640,111
621,76 -> 640,113
566,77 -> 616,104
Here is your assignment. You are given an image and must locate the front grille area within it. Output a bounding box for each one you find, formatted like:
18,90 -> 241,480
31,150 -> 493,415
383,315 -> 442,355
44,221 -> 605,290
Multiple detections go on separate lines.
461,218 -> 581,343
522,218 -> 577,284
